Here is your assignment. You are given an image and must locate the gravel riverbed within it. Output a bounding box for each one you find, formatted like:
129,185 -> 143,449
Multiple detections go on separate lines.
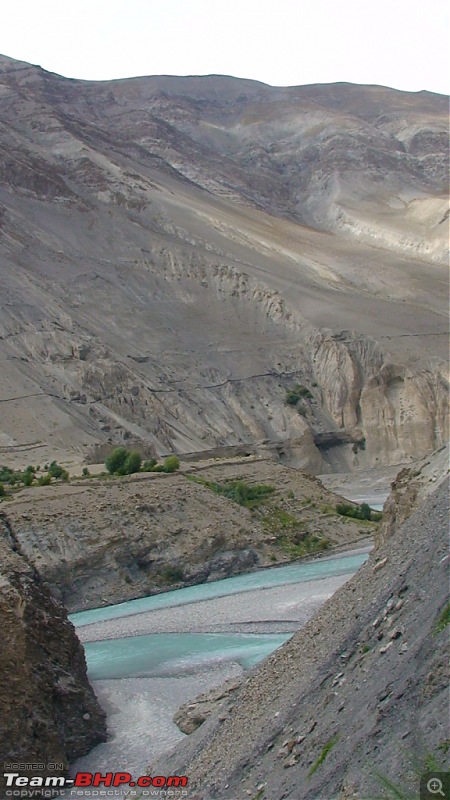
67,548 -> 371,796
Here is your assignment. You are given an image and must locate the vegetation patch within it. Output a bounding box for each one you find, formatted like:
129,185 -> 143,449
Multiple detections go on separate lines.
187,476 -> 275,509
278,534 -> 330,558
262,506 -> 330,557
434,602 -> 450,634
0,461 -> 68,497
308,735 -> 339,777
105,448 -> 180,476
262,507 -> 302,533
336,502 -> 382,522
285,384 -> 313,406
105,447 -> 141,475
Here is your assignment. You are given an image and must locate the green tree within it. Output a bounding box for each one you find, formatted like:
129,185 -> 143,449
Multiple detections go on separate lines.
123,451 -> 142,474
163,455 -> 180,473
48,461 -> 64,479
0,482 -> 5,497
141,458 -> 157,472
105,447 -> 128,474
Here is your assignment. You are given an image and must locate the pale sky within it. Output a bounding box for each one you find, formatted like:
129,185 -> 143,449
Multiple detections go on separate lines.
1,0 -> 449,94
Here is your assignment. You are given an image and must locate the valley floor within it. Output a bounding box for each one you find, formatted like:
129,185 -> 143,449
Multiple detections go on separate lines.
67,549 -> 369,797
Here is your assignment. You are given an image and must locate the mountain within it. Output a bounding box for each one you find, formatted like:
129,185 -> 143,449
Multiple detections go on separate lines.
0,55 -> 448,471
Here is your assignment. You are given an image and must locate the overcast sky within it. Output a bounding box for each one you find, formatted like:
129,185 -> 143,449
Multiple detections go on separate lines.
1,0 -> 449,94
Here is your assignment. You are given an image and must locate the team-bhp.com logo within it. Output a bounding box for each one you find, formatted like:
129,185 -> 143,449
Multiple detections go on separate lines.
3,771 -> 188,796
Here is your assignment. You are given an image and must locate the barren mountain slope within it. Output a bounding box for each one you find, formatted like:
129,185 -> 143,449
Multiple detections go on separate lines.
0,55 -> 448,469
152,472 -> 449,800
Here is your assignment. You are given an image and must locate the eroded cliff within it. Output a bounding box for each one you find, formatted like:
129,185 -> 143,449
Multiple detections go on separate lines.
0,512 -> 106,788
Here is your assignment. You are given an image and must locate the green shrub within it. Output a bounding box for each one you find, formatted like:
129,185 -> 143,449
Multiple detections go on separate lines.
105,447 -> 129,474
48,461 -> 64,479
163,455 -> 180,473
285,384 -> 313,406
359,502 -> 371,520
0,483 -> 4,497
23,472 -> 34,487
285,389 -> 300,406
0,466 -> 13,484
216,480 -> 274,508
435,602 -> 450,634
123,451 -> 142,474
38,475 -> 51,486
141,458 -> 157,472
82,467 -> 90,477
336,502 -> 380,521
187,476 -> 275,508
152,464 -> 166,472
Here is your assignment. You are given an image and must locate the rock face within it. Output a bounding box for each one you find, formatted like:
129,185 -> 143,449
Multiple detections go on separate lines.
153,466 -> 450,799
0,56 -> 448,471
4,458 -> 372,611
173,677 -> 242,735
378,442 -> 449,546
0,512 -> 106,787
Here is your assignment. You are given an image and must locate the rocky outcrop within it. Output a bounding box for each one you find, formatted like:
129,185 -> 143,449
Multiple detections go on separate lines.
173,677 -> 242,735
153,475 -> 449,799
312,333 -> 448,469
0,513 -> 106,788
378,442 -> 449,546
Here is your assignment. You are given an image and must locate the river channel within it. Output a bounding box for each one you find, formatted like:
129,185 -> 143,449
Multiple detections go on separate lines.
67,546 -> 371,793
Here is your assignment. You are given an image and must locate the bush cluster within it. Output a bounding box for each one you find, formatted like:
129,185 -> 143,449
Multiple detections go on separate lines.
189,476 -> 275,509
285,384 -> 313,406
0,461 -> 68,496
105,449 -> 180,476
336,502 -> 382,521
